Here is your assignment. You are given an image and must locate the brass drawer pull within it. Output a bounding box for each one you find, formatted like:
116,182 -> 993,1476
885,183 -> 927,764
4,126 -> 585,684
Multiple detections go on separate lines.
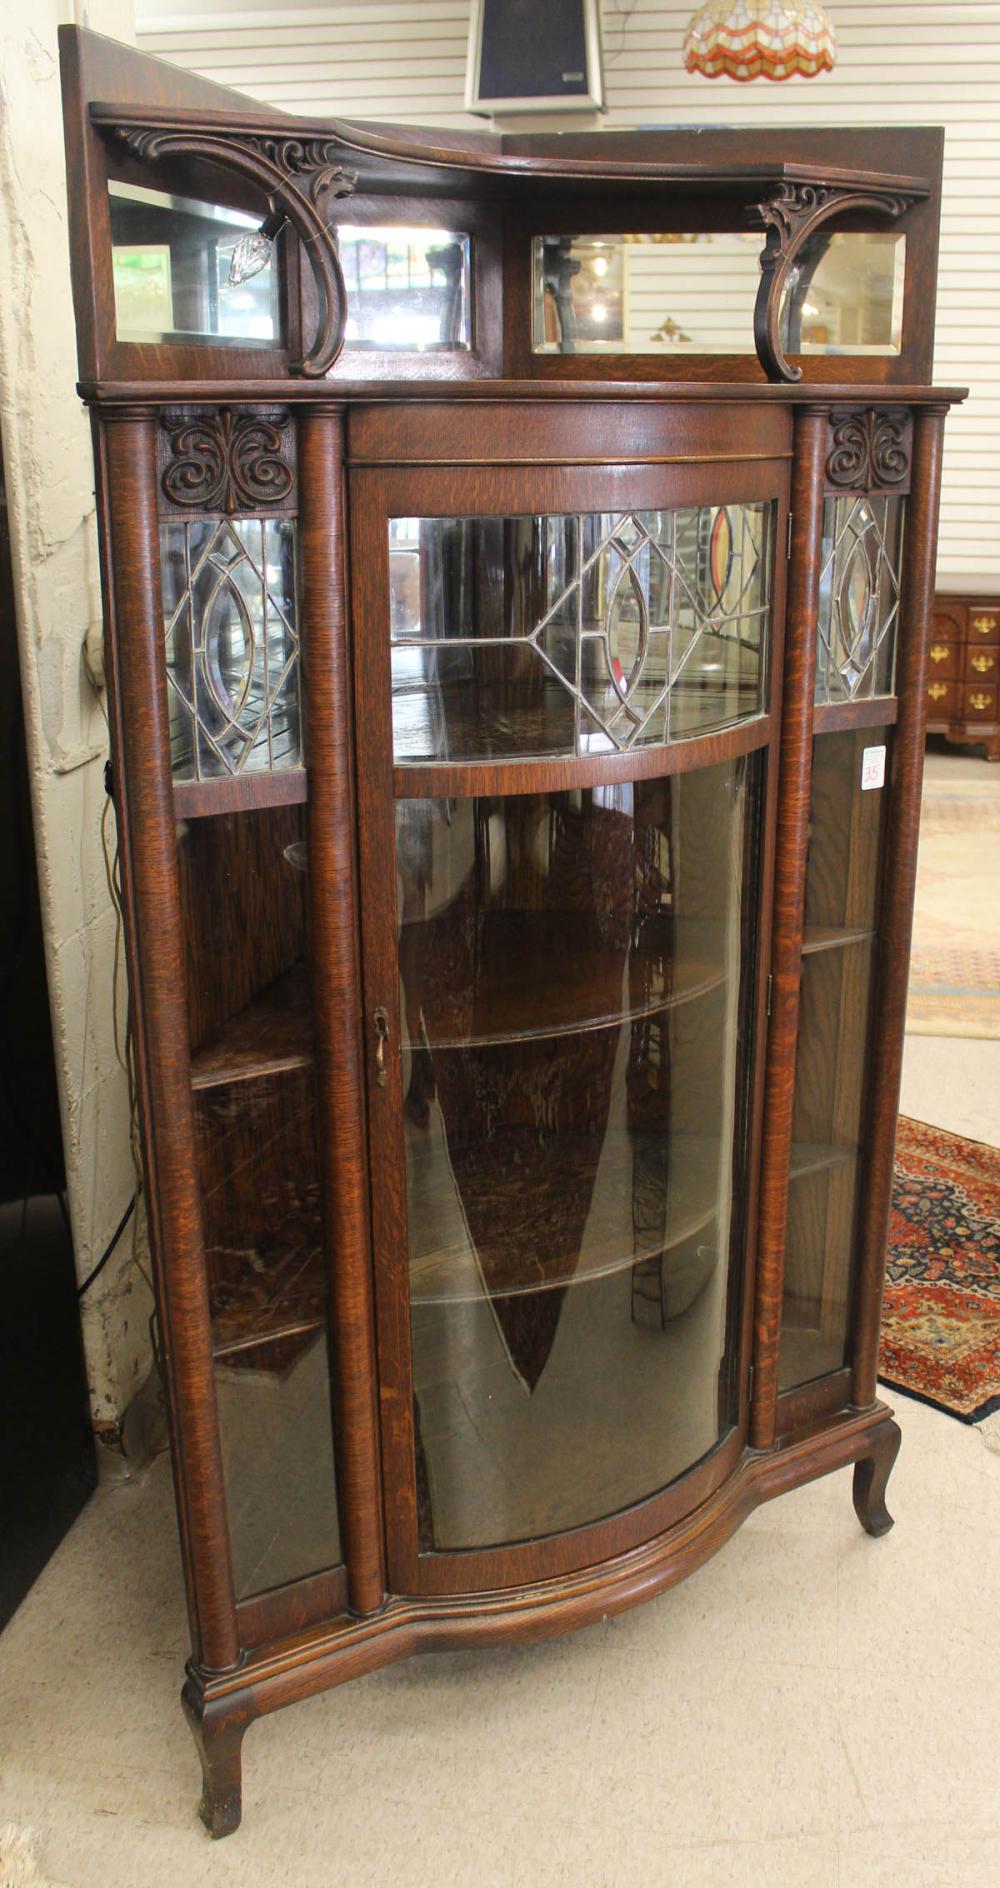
929,644 -> 950,663
927,682 -> 949,702
969,692 -> 994,712
971,653 -> 995,674
972,615 -> 997,635
373,1006 -> 390,1086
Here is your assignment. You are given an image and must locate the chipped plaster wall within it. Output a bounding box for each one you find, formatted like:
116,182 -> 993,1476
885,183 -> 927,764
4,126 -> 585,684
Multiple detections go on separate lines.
0,0 -> 152,1441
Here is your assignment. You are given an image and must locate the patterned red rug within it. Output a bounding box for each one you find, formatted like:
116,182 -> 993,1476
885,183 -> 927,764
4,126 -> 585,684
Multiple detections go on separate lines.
880,1116 -> 1000,1424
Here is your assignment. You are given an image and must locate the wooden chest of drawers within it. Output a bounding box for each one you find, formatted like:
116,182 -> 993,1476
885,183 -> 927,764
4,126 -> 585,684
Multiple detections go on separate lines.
926,594 -> 1000,760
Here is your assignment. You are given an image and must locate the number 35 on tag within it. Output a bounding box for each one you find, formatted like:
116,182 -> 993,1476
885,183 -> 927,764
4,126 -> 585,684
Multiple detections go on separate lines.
861,745 -> 886,791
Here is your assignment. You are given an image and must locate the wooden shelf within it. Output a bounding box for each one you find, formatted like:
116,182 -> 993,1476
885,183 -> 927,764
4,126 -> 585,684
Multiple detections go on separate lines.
209,1238 -> 324,1368
789,1141 -> 857,1182
392,677 -> 761,771
801,925 -> 876,958
401,910 -> 730,1051
191,964 -> 313,1091
406,1121 -> 724,1305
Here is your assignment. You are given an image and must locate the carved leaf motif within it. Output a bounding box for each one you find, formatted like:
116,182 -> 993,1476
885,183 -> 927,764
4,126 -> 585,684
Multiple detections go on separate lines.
161,410 -> 294,515
826,411 -> 911,491
161,417 -> 229,510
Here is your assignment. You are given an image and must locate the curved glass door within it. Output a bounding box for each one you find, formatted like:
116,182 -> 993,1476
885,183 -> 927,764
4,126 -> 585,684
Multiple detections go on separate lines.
398,761 -> 759,1549
356,487 -> 777,1578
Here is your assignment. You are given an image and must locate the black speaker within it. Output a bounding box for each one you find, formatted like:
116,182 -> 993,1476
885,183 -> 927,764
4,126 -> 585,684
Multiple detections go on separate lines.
465,0 -> 605,114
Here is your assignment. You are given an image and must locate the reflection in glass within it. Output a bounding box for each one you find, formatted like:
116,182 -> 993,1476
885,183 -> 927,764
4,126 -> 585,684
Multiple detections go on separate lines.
779,730 -> 890,1392
338,226 -> 470,350
389,505 -> 772,763
815,495 -> 904,703
532,230 -> 905,358
778,233 -> 906,356
160,516 -> 302,781
533,233 -> 761,354
181,806 -> 341,1599
395,757 -> 760,1548
109,183 -> 278,345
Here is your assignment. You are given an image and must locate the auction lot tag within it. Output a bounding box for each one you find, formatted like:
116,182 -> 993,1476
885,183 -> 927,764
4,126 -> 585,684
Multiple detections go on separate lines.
861,745 -> 887,791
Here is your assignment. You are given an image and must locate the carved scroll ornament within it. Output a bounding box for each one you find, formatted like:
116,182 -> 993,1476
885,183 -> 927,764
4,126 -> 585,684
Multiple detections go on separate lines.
825,409 -> 912,493
752,180 -> 917,383
113,125 -> 358,377
159,408 -> 295,515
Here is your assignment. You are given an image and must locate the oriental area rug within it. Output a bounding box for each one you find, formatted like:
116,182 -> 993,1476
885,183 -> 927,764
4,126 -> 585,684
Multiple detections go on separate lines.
880,1116 -> 1000,1432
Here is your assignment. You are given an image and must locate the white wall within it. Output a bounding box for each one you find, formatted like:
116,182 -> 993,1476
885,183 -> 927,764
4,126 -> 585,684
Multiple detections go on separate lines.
135,0 -> 1000,589
0,0 -> 154,1443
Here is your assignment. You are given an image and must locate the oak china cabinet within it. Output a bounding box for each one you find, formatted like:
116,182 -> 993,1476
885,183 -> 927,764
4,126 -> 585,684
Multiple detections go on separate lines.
60,26 -> 963,1837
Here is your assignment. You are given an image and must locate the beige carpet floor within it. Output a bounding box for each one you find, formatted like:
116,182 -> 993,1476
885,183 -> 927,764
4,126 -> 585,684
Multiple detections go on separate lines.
906,746 -> 1000,1038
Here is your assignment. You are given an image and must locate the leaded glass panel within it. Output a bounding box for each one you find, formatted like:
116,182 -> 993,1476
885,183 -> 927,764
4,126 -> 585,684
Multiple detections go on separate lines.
160,516 -> 301,781
815,494 -> 904,704
389,503 -> 772,765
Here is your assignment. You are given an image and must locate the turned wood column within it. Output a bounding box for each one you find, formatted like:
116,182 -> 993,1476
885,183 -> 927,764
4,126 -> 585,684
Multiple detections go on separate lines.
750,403 -> 829,1451
100,407 -> 241,1674
298,402 -> 386,1615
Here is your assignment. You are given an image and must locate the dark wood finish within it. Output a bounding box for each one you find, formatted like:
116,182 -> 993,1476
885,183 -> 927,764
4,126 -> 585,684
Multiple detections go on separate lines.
190,964 -> 312,1089
298,405 -> 385,1617
60,34 -> 962,1837
813,698 -> 898,735
824,407 -> 912,495
750,406 -> 828,1451
926,590 -> 1000,760
180,1394 -> 898,1834
852,406 -> 948,1407
852,1417 -> 902,1536
102,410 -> 240,1674
173,771 -> 308,819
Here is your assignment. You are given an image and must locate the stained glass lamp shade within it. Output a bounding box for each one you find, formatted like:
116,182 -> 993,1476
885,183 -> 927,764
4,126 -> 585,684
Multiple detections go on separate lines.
684,2 -> 837,82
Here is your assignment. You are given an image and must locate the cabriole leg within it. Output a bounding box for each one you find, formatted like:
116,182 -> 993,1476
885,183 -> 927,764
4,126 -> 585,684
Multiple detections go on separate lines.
852,1418 -> 902,1538
182,1681 -> 248,1839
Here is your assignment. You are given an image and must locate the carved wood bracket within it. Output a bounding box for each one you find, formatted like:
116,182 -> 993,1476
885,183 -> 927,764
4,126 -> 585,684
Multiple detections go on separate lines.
113,126 -> 358,377
157,407 -> 297,516
824,408 -> 912,494
751,182 -> 918,383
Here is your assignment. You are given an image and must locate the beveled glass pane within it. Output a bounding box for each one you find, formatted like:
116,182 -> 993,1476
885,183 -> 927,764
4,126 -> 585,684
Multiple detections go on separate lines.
161,516 -> 302,781
778,233 -> 906,357
338,226 -> 470,349
532,233 -> 761,354
396,757 -> 760,1549
532,230 -> 906,360
779,730 -> 890,1393
179,806 -> 342,1598
816,495 -> 904,704
390,505 -> 772,763
109,183 -> 278,345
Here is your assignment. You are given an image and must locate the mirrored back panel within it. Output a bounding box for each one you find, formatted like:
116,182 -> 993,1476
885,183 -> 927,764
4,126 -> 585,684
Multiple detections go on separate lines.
532,231 -> 906,360
337,225 -> 471,351
109,183 -> 280,346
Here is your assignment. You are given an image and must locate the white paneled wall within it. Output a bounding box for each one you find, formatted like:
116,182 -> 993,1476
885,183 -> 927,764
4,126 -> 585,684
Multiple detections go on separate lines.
135,0 -> 1000,586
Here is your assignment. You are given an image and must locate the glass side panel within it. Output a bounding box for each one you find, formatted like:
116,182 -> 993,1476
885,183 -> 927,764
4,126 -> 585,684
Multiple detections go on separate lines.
532,231 -> 906,358
109,183 -> 279,345
815,495 -> 904,705
161,516 -> 302,782
779,729 -> 891,1393
396,755 -> 761,1550
338,226 -> 471,350
178,805 -> 341,1599
390,505 -> 772,763
778,233 -> 906,357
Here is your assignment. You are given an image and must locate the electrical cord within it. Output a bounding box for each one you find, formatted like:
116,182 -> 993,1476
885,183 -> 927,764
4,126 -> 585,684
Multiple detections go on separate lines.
76,1193 -> 136,1299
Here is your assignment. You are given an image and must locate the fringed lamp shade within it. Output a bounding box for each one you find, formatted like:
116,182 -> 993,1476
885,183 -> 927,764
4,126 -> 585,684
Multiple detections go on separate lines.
684,2 -> 837,82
